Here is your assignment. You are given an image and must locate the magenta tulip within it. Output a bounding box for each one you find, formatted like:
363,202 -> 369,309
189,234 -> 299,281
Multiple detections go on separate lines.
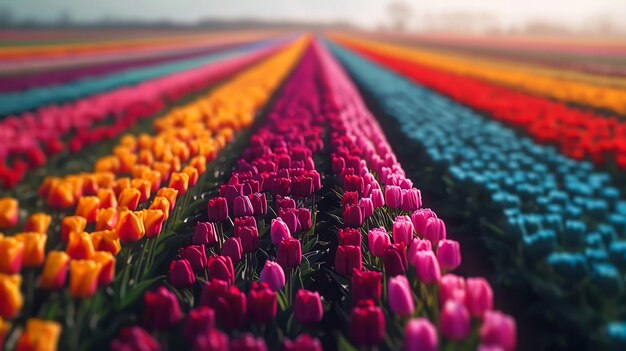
169,259 -> 196,288
359,197 -> 374,219
282,334 -> 323,351
383,243 -> 408,276
270,217 -> 291,246
437,239 -> 462,271
480,310 -> 517,351
207,255 -> 234,285
385,185 -> 403,209
439,274 -> 466,305
183,306 -> 215,342
350,300 -> 386,347
413,250 -> 441,284
388,275 -> 414,316
181,244 -> 207,271
193,222 -> 218,246
221,237 -> 243,264
297,208 -> 312,231
370,189 -> 385,208
335,245 -> 362,277
294,289 -> 323,324
339,228 -> 362,247
401,188 -> 422,212
392,216 -> 414,245
143,286 -> 182,331
423,217 -> 446,248
368,227 -> 390,257
231,334 -> 267,351
247,282 -> 277,325
233,195 -> 253,218
343,204 -> 364,228
440,300 -> 471,341
207,197 -> 228,222
260,260 -> 285,291
411,209 -> 437,235
351,269 -> 382,303
404,318 -> 438,351
466,277 -> 494,317
277,237 -> 302,270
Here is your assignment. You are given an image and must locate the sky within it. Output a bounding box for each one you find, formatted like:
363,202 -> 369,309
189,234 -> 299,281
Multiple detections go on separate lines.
4,0 -> 626,32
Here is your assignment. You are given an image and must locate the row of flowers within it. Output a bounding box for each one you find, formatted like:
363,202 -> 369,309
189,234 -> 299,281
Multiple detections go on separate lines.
0,38 -> 308,350
109,39 -> 516,351
333,35 -> 626,116
337,36 -> 626,170
0,38 -> 286,189
328,41 -> 626,349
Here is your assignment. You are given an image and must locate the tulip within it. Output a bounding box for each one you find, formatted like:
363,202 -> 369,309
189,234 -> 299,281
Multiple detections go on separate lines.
66,232 -> 95,260
117,188 -> 141,211
207,197 -> 228,222
221,237 -> 243,264
404,318 -> 438,351
277,237 -> 302,270
351,269 -> 382,302
292,176 -> 314,198
110,326 -> 160,351
424,217 -> 446,248
169,259 -> 196,288
368,228 -> 390,257
15,318 -> 61,351
40,251 -> 69,290
0,237 -> 23,274
233,195 -> 253,218
466,277 -> 494,318
156,188 -> 178,210
24,213 -> 52,234
339,228 -> 362,247
370,189 -> 385,208
297,208 -> 312,231
183,306 -> 215,342
359,197 -> 374,219
91,251 -> 115,287
413,250 -> 441,284
131,179 -> 151,202
0,317 -> 10,349
393,216 -> 414,245
142,209 -> 165,239
182,245 -> 208,271
383,243 -> 407,276
61,216 -> 87,243
437,239 -> 462,271
282,334 -> 323,351
47,182 -> 75,210
350,300 -> 386,347
260,261 -> 285,291
168,172 -> 189,196
193,222 -> 218,246
480,310 -> 517,351
95,208 -> 118,231
280,209 -> 300,234
385,185 -> 403,209
149,196 -> 171,220
0,198 -> 18,228
15,232 -> 46,267
411,208 -> 437,235
69,260 -> 101,298
97,188 -> 117,209
142,170 -> 162,193
191,330 -> 229,351
388,275 -> 415,316
234,224 -> 259,253
208,256 -> 234,285
439,274 -> 467,305
408,238 -> 432,261
74,196 -> 100,223
116,210 -> 145,243
200,279 -> 229,307
249,193 -> 268,215
231,334 -> 267,351
276,196 -> 296,211
343,204 -> 364,228
212,285 -> 247,330
0,274 -> 22,318
270,217 -> 291,246
143,286 -> 182,331
401,188 -> 422,212
440,300 -> 471,341
294,289 -> 323,324
182,166 -> 199,186
220,184 -> 242,205
335,245 -> 362,276
90,230 -> 121,255
247,282 -> 277,325
270,177 -> 291,196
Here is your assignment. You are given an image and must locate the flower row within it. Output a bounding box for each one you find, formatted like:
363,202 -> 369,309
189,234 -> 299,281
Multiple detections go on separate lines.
0,38 -> 284,189
329,41 -> 626,349
0,38 -> 308,351
334,35 -> 626,115
338,36 -> 626,169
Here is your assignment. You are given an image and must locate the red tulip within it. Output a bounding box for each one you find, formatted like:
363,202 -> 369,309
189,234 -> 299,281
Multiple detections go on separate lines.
221,237 -> 243,264
343,204 -> 364,228
351,269 -> 382,303
339,228 -> 362,247
207,197 -> 228,222
169,259 -> 196,288
383,243 -> 407,276
294,289 -> 323,324
207,256 -> 234,285
247,282 -> 277,325
335,245 -> 362,277
143,286 -> 182,331
277,237 -> 302,270
350,300 -> 386,347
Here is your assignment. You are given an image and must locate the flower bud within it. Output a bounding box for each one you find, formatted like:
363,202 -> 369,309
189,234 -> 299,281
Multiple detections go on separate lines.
156,188 -> 178,210
234,224 -> 259,253
411,209 -> 437,235
15,232 -> 46,267
384,185 -> 403,209
116,210 -> 145,243
439,274 -> 466,305
61,216 -> 87,243
66,231 -> 95,260
383,243 -> 407,277
90,229 -> 121,255
368,228 -> 390,257
343,204 -> 364,228
24,213 -> 52,234
117,188 -> 141,211
277,237 -> 302,270
260,261 -> 285,291
40,251 -> 69,290
168,172 -> 189,196
169,259 -> 196,288
183,306 -> 215,342
0,237 -> 23,274
466,277 -> 493,318
294,289 -> 323,324
15,318 -> 61,351
335,245 -> 362,277
0,273 -> 22,318
207,197 -> 228,222
437,239 -> 462,271
91,251 -> 115,287
351,269 -> 382,302
392,216 -> 414,245
270,217 -> 291,246
193,222 -> 218,246
182,245 -> 207,271
339,228 -> 362,247
69,260 -> 101,298
221,237 -> 243,264
208,256 -> 234,285
413,250 -> 441,284
424,217 -> 446,248
142,209 -> 165,239
95,208 -> 118,231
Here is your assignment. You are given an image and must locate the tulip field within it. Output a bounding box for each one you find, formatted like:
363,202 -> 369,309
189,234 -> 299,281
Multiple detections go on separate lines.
0,29 -> 625,350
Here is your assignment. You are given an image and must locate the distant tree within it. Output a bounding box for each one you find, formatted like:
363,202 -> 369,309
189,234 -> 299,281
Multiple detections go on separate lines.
387,1 -> 413,32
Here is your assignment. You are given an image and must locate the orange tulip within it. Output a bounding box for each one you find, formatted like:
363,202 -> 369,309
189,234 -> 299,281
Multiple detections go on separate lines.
95,208 -> 118,231
66,232 -> 95,260
149,196 -> 171,221
61,216 -> 87,243
138,149 -> 154,166
37,177 -> 60,199
131,178 -> 152,202
0,237 -> 24,274
142,170 -> 162,193
189,155 -> 207,175
96,188 -> 117,209
46,182 -> 75,210
182,166 -> 199,187
75,196 -> 101,223
118,188 -> 141,211
69,260 -> 101,298
15,318 -> 61,351
113,177 -> 131,197
156,188 -> 178,210
94,156 -> 120,173
14,233 -> 46,267
90,230 -> 121,255
80,175 -> 99,196
91,251 -> 115,287
64,176 -> 84,200
40,251 -> 69,290
142,209 -> 165,239
152,162 -> 171,183
117,152 -> 137,173
131,164 -> 150,179
23,213 -> 52,234
116,210 -> 145,243
119,134 -> 137,151
0,273 -> 22,319
0,198 -> 18,229
94,172 -> 115,189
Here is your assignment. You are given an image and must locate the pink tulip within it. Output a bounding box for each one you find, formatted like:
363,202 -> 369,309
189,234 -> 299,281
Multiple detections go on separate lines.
270,217 -> 291,246
423,217 -> 446,248
466,277 -> 493,317
411,209 -> 436,235
413,250 -> 441,284
392,216 -> 414,245
439,274 -> 466,305
370,189 -> 385,208
388,275 -> 414,316
440,300 -> 471,341
404,318 -> 438,351
367,227 -> 390,257
385,185 -> 403,209
260,261 -> 285,291
480,310 -> 517,351
437,239 -> 462,271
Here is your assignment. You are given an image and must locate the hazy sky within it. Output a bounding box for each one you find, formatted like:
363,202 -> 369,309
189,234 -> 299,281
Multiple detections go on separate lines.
5,0 -> 626,30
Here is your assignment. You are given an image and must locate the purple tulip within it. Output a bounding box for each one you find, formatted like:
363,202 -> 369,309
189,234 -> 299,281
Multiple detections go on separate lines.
207,197 -> 228,222
182,244 -> 208,271
193,222 -> 218,246
169,259 -> 196,288
233,195 -> 253,218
